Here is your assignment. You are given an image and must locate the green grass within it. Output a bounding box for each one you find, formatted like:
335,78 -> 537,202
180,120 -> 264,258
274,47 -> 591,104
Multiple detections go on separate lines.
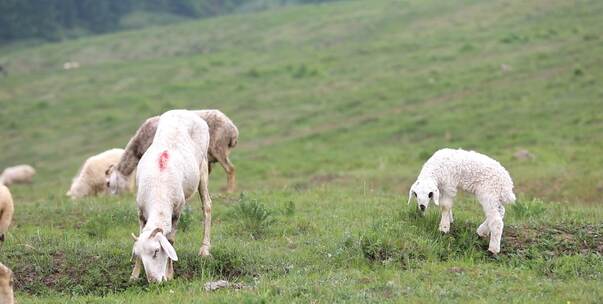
0,0 -> 602,302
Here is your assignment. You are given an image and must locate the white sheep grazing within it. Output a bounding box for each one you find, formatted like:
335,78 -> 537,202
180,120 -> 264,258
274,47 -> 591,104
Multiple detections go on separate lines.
0,185 -> 14,243
130,110 -> 212,283
408,148 -> 516,254
0,165 -> 36,186
107,109 -> 238,195
67,148 -> 132,199
0,262 -> 14,304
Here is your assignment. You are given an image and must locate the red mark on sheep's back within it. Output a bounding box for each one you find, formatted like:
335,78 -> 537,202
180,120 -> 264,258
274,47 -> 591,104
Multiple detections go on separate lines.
159,151 -> 169,171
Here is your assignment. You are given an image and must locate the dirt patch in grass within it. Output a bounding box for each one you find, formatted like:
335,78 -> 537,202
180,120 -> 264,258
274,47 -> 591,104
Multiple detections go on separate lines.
503,223 -> 603,257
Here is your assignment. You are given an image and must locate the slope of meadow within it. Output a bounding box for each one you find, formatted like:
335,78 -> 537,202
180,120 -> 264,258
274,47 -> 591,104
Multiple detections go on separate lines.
0,0 -> 602,303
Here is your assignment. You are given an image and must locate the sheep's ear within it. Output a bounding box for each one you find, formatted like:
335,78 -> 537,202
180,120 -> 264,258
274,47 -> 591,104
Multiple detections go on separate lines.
105,164 -> 114,177
158,234 -> 178,261
407,188 -> 414,205
149,227 -> 163,239
131,233 -> 139,241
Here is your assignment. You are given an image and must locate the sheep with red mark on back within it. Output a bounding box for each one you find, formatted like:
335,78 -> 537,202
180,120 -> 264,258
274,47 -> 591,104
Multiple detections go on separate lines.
130,110 -> 212,283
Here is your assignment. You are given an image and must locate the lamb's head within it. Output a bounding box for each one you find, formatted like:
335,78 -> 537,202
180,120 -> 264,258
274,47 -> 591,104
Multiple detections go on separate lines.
131,228 -> 177,283
408,179 -> 440,213
0,263 -> 14,304
106,165 -> 128,195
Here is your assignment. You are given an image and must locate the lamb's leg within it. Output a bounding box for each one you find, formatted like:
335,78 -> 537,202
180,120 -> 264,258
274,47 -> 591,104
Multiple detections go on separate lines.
477,219 -> 490,237
484,204 -> 504,255
216,151 -> 236,193
198,159 -> 213,257
438,196 -> 454,233
477,205 -> 505,238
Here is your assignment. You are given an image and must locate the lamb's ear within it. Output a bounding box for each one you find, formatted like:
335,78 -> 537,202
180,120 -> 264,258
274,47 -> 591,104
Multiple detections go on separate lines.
158,234 -> 178,261
407,188 -> 414,205
433,190 -> 440,206
105,164 -> 114,177
131,233 -> 139,241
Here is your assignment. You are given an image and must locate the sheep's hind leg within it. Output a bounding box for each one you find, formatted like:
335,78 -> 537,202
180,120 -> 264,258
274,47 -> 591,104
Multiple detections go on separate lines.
198,159 -> 213,257
484,204 -> 504,254
215,149 -> 236,193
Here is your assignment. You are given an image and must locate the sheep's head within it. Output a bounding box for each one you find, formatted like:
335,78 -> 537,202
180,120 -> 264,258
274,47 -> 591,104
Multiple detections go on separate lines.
106,165 -> 128,195
408,179 -> 440,214
131,228 -> 177,283
0,263 -> 14,304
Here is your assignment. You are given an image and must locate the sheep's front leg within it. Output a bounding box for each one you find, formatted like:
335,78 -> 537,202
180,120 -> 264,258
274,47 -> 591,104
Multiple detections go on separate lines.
477,219 -> 490,237
198,160 -> 212,257
130,258 -> 142,280
166,219 -> 178,280
130,211 -> 146,281
438,196 -> 454,233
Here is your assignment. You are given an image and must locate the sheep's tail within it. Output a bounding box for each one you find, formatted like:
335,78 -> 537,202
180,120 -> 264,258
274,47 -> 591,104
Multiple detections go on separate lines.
229,135 -> 238,148
501,191 -> 516,205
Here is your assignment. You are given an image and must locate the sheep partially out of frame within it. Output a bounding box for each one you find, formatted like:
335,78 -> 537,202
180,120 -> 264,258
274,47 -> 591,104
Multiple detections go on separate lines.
0,185 -> 14,243
0,262 -> 14,304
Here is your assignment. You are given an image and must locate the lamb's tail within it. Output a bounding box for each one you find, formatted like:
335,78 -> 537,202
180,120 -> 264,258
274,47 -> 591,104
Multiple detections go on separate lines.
501,191 -> 516,205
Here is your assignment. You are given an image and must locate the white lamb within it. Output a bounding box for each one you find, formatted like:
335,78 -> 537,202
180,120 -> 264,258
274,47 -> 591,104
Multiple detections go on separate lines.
0,185 -> 14,243
408,148 -> 516,254
67,148 -> 132,199
130,110 -> 212,283
0,165 -> 36,186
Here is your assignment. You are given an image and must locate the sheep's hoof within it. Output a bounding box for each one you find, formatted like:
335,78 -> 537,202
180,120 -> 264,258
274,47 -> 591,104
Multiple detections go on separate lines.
487,248 -> 500,256
476,227 -> 489,238
129,276 -> 140,282
439,226 -> 450,233
199,247 -> 211,257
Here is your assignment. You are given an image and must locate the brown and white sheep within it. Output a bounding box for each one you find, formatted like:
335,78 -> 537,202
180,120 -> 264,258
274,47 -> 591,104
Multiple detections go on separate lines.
0,263 -> 14,304
67,148 -> 133,199
107,109 -> 238,195
0,165 -> 35,186
0,185 -> 14,243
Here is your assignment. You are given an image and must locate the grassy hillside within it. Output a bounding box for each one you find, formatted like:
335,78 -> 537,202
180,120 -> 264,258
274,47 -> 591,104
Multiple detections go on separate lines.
0,0 -> 602,303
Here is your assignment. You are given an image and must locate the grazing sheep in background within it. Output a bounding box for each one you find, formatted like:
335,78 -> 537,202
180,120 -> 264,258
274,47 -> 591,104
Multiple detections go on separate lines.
0,165 -> 36,186
130,110 -> 212,283
408,148 -> 516,254
0,185 -> 14,243
0,263 -> 14,304
107,109 -> 238,195
63,61 -> 80,70
67,148 -> 132,199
